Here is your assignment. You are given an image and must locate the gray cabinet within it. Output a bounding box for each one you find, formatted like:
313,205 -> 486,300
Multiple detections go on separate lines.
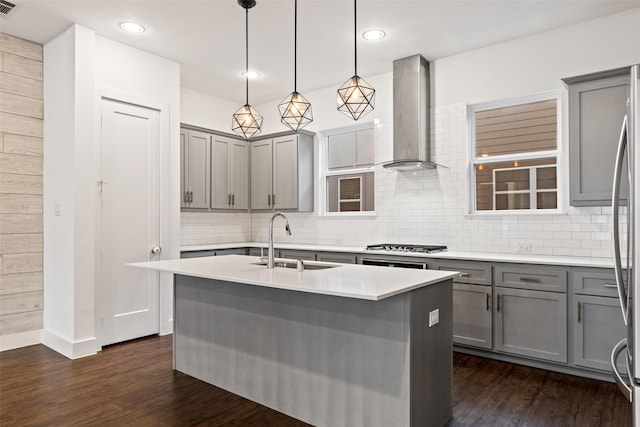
180,129 -> 211,209
493,264 -> 568,363
211,135 -> 248,210
452,283 -> 493,350
278,249 -> 316,261
565,68 -> 630,206
316,252 -> 357,264
180,248 -> 248,258
327,127 -> 374,169
181,250 -> 216,258
250,132 -> 314,211
494,287 -> 567,363
573,294 -> 625,371
571,268 -> 626,372
434,260 -> 493,350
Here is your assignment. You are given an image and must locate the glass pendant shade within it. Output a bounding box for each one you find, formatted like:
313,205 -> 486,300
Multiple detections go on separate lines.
279,91 -> 313,131
337,75 -> 375,121
232,104 -> 263,140
337,0 -> 375,121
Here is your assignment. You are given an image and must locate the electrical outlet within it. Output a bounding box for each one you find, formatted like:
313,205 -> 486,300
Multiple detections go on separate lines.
517,242 -> 532,253
429,309 -> 439,327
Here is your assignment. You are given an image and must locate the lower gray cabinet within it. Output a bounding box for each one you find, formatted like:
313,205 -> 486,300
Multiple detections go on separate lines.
316,252 -> 357,264
215,248 -> 249,256
573,294 -> 626,371
181,250 -> 216,258
452,283 -> 492,349
278,249 -> 316,261
494,287 -> 568,363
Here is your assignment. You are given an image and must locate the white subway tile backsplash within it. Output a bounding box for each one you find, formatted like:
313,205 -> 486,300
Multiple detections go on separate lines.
181,103 -> 617,258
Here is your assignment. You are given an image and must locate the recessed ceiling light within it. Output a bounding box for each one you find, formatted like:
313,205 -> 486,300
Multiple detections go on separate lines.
120,22 -> 145,33
242,71 -> 262,79
363,29 -> 385,41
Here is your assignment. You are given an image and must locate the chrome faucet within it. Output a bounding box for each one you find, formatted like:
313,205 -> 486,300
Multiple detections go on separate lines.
268,212 -> 291,269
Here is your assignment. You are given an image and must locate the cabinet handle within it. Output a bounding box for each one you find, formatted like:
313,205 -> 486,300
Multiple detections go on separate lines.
232,194 -> 235,206
272,194 -> 276,205
190,191 -> 193,203
604,283 -> 618,288
497,294 -> 501,312
519,277 -> 541,283
486,293 -> 490,311
578,302 -> 582,323
268,194 -> 271,206
228,194 -> 231,206
184,192 -> 188,203
459,272 -> 470,277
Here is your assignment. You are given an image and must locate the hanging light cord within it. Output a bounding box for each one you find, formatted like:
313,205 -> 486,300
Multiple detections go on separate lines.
245,6 -> 249,105
294,0 -> 297,92
353,0 -> 357,76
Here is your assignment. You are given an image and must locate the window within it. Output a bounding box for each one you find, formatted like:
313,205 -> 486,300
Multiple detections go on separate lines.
322,124 -> 375,214
469,92 -> 561,213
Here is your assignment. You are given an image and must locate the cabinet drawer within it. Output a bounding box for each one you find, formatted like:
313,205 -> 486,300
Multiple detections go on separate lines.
435,260 -> 492,286
278,249 -> 316,261
181,250 -> 216,258
495,265 -> 567,292
572,269 -> 621,298
316,252 -> 357,264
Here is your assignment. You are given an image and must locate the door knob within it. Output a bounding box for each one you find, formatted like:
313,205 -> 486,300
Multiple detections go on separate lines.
151,246 -> 161,254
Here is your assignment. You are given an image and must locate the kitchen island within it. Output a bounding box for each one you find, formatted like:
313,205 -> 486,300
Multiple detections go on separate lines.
129,255 -> 458,427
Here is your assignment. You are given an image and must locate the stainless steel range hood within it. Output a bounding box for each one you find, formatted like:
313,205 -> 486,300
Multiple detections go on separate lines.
383,54 -> 435,171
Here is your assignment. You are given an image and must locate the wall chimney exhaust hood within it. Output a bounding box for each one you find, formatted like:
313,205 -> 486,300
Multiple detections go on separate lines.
383,54 -> 436,171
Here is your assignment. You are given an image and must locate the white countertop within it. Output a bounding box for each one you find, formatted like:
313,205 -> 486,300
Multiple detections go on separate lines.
180,242 -> 616,269
128,254 -> 459,301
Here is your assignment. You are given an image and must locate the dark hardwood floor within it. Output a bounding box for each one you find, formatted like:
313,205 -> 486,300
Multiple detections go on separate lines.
0,335 -> 631,426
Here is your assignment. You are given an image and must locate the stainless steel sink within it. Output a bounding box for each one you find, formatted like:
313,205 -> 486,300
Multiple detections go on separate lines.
252,261 -> 339,270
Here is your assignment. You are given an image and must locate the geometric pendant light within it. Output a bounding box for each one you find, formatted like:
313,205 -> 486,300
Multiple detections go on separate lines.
232,0 -> 263,140
278,0 -> 313,131
337,0 -> 375,121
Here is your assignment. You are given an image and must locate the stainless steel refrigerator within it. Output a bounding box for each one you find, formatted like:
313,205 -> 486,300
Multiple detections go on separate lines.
611,63 -> 640,425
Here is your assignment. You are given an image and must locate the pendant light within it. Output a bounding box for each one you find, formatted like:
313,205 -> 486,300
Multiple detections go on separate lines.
278,0 -> 313,131
232,0 -> 263,140
337,0 -> 375,121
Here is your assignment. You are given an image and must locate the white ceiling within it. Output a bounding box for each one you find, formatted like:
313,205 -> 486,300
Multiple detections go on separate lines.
3,1 -> 640,104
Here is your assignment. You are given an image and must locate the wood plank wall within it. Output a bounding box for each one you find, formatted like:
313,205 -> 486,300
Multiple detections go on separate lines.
0,33 -> 44,336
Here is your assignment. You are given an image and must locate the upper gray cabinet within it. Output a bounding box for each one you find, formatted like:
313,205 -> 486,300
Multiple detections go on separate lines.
250,132 -> 314,212
327,128 -> 374,170
211,135 -> 249,210
564,68 -> 630,206
180,129 -> 211,209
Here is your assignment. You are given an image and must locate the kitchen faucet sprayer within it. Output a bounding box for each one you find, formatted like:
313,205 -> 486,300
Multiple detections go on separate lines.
268,212 -> 292,268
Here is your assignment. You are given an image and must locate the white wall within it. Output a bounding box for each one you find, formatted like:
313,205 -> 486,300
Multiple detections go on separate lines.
43,24 -> 97,358
181,7 -> 640,256
43,25 -> 180,358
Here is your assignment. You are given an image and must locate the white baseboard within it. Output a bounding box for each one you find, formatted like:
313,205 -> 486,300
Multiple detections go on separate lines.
0,330 -> 42,351
41,329 -> 98,359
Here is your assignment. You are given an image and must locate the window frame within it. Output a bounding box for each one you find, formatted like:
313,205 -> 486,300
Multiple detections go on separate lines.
319,122 -> 376,217
467,91 -> 563,215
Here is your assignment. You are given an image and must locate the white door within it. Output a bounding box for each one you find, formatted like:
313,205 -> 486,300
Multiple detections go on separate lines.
99,98 -> 160,346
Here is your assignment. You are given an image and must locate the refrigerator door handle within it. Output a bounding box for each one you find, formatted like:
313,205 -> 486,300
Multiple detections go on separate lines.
612,115 -> 630,326
611,338 -> 633,402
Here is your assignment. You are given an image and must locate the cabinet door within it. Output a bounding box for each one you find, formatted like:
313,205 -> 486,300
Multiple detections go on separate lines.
453,283 -> 492,349
494,287 -> 567,363
251,140 -> 273,210
574,295 -> 626,371
568,73 -> 629,206
185,130 -> 211,209
211,136 -> 230,209
231,140 -> 249,210
273,135 -> 298,210
180,130 -> 187,208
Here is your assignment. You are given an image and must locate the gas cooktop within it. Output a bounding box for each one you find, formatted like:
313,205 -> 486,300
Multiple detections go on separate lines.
365,243 -> 447,253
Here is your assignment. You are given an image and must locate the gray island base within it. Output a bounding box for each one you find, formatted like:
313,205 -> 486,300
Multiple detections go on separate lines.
174,274 -> 453,427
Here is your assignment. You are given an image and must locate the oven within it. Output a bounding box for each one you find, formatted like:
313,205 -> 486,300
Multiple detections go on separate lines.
361,258 -> 428,269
